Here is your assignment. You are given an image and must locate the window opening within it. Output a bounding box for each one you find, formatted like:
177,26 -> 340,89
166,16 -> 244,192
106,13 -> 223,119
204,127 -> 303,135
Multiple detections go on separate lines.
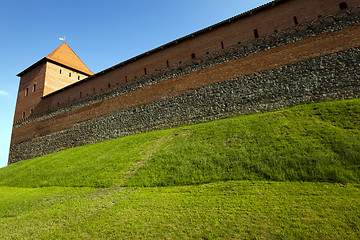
25,88 -> 29,96
339,2 -> 348,10
108,83 -> 111,88
293,16 -> 298,25
254,29 -> 259,38
144,68 -> 147,75
33,84 -> 36,92
125,76 -> 128,82
167,60 -> 169,67
30,109 -> 33,115
78,76 -> 80,80
22,112 -> 25,119
69,73 -> 71,77
80,92 -> 82,98
60,69 -> 62,74
191,53 -> 196,59
221,41 -> 224,49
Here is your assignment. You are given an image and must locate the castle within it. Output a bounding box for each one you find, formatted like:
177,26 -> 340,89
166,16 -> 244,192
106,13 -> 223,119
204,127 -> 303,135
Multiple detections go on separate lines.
9,0 -> 360,164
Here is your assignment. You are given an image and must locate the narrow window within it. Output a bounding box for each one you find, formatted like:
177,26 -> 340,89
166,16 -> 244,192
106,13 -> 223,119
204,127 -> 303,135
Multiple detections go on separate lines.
108,83 -> 111,88
22,112 -> 25,119
125,76 -> 128,82
254,29 -> 259,38
30,109 -> 33,115
33,84 -> 36,92
221,41 -> 224,49
318,15 -> 322,18
69,73 -> 71,77
166,60 -> 169,67
191,53 -> 196,59
25,88 -> 29,96
144,68 -> 147,75
57,102 -> 60,107
179,61 -> 181,64
80,92 -> 82,98
293,16 -> 298,25
339,2 -> 348,10
60,69 -> 62,74
78,76 -> 80,80
206,52 -> 209,55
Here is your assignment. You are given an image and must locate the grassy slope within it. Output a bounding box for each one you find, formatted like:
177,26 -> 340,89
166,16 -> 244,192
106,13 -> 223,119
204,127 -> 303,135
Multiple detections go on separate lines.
0,99 -> 359,239
1,99 -> 359,188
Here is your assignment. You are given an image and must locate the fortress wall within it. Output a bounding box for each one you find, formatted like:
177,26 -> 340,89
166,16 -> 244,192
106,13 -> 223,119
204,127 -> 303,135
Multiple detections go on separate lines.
30,0 -> 357,115
9,45 -> 360,163
9,15 -> 360,163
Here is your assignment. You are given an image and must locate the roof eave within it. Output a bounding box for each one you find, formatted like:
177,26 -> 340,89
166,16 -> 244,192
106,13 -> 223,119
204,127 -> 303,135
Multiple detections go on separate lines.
17,58 -> 93,77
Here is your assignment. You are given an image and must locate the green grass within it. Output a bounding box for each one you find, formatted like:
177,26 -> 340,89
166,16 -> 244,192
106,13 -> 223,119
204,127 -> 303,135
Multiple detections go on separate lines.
0,181 -> 359,239
0,99 -> 359,239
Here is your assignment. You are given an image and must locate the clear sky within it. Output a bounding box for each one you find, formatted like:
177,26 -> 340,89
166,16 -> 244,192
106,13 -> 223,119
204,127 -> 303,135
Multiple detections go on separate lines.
0,0 -> 271,168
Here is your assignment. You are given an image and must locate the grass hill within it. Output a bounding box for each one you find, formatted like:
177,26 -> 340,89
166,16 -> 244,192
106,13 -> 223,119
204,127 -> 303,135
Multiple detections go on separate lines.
0,99 -> 359,239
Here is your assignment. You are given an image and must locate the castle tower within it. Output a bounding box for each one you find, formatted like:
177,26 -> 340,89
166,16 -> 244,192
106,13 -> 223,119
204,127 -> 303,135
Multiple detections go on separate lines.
14,43 -> 93,123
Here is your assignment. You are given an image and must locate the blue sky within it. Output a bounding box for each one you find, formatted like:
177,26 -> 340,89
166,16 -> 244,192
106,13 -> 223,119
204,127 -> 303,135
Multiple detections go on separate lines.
0,0 -> 271,168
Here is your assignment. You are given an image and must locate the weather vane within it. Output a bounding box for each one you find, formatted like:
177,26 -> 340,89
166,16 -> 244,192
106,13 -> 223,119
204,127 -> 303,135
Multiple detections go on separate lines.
59,36 -> 66,42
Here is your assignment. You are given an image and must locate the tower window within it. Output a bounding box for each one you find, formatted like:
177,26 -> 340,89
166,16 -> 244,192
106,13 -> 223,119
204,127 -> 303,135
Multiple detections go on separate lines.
293,16 -> 298,25
69,73 -> 71,77
167,60 -> 169,67
125,76 -> 128,82
60,69 -> 62,74
108,83 -> 111,88
221,41 -> 224,49
78,76 -> 80,80
33,84 -> 36,92
22,112 -> 25,119
30,109 -> 33,115
80,92 -> 82,98
144,68 -> 147,75
25,88 -> 29,96
191,53 -> 196,59
339,2 -> 348,10
254,29 -> 259,38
